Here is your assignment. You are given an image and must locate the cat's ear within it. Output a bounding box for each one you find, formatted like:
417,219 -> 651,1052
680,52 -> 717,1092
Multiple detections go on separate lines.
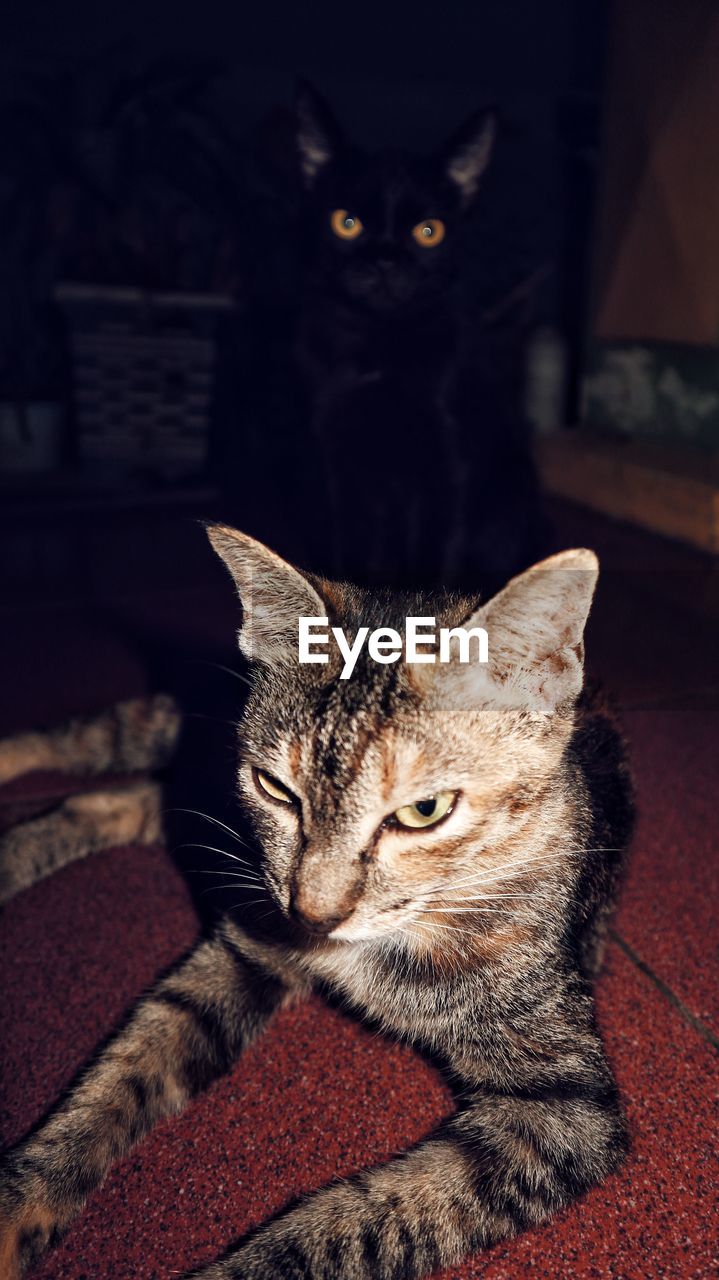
447,549 -> 599,713
295,78 -> 342,188
443,108 -> 496,208
206,525 -> 327,663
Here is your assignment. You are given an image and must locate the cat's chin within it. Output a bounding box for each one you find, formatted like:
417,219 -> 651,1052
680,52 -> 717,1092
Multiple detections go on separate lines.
322,919 -> 394,945
347,291 -> 423,317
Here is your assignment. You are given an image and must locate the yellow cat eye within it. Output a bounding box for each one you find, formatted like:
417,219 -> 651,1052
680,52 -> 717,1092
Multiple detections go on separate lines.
411,218 -> 446,248
393,791 -> 457,830
330,208 -> 364,240
253,767 -> 295,806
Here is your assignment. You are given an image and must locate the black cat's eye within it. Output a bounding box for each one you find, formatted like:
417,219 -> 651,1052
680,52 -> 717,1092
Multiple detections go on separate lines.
411,218 -> 446,248
330,208 -> 364,240
253,767 -> 296,807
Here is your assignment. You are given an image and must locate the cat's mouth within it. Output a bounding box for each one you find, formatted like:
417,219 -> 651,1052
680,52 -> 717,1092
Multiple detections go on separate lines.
341,266 -> 418,311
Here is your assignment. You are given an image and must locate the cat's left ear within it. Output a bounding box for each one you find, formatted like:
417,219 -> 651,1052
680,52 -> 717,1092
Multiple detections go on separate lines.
295,78 -> 342,188
206,524 -> 328,664
443,108 -> 496,208
439,549 -> 599,714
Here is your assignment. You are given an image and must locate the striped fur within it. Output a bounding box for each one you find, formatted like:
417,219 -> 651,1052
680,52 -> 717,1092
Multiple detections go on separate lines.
0,530 -> 634,1278
0,694 -> 180,787
0,781 -> 163,905
0,694 -> 180,905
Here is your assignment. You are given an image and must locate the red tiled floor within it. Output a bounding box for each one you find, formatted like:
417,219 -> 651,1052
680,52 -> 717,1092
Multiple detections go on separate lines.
615,708 -> 719,1034
472,943 -> 718,1280
0,844 -> 716,1280
0,846 -> 198,1148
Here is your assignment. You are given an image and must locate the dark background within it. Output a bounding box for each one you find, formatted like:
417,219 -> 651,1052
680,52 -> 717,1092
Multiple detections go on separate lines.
1,0 -> 607,416
4,1 -> 606,136
0,0 -> 608,605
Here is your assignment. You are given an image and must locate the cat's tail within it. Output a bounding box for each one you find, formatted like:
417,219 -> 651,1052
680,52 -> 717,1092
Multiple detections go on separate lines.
0,780 -> 163,906
0,694 -> 181,786
0,695 -> 180,906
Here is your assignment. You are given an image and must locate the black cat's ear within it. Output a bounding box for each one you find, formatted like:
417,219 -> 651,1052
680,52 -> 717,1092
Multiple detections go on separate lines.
207,525 -> 327,664
443,109 -> 496,207
295,78 -> 342,188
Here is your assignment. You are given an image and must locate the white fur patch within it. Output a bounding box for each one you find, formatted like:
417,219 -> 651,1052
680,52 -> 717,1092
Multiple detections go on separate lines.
447,116 -> 496,204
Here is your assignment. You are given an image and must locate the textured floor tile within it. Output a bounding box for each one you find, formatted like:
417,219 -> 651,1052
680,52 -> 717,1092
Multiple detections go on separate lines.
442,942 -> 718,1279
614,707 -> 719,1036
1,847 -> 717,1280
0,845 -> 197,1145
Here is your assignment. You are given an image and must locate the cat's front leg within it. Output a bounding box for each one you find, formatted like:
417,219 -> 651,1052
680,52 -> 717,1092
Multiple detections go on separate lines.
0,923 -> 296,1278
190,1070 -> 627,1280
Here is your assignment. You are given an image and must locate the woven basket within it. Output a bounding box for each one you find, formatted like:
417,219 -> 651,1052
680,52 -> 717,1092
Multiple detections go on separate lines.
56,285 -> 234,479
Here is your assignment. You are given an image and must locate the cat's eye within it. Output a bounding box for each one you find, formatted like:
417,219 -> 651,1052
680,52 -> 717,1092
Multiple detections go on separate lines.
411,218 -> 446,248
393,791 -> 457,829
253,767 -> 295,806
330,209 -> 364,240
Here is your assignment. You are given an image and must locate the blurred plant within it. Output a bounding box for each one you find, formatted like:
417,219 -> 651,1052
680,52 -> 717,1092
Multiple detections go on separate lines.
62,51 -> 247,290
0,48 -> 247,403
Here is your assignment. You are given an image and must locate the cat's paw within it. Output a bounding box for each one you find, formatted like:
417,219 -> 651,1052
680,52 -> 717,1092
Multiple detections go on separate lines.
0,1205 -> 58,1279
0,1166 -> 60,1278
63,780 -> 163,846
0,733 -> 51,786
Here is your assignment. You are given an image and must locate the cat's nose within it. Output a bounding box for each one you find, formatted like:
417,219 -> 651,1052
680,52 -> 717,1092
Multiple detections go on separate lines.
291,901 -> 351,935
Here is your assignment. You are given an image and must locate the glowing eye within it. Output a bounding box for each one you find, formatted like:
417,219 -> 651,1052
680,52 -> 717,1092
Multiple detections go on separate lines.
253,768 -> 295,806
411,218 -> 446,248
330,208 -> 364,240
393,791 -> 456,830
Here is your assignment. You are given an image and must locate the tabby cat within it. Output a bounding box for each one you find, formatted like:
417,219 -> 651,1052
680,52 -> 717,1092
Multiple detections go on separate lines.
0,525 -> 633,1279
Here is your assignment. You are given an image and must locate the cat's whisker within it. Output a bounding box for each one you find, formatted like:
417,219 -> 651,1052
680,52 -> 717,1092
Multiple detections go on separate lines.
414,845 -> 596,899
166,808 -> 254,850
446,890 -> 578,907
188,658 -> 251,688
225,898 -> 270,913
413,906 -> 517,917
185,712 -> 238,727
414,861 -> 552,901
199,881 -> 268,897
417,890 -> 551,902
419,889 -> 562,907
253,905 -> 280,923
188,868 -> 262,881
418,844 -> 623,901
172,840 -> 258,869
421,854 -> 553,891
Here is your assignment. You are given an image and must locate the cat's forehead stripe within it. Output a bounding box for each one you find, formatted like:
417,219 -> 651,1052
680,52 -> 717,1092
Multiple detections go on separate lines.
383,175 -> 407,238
310,657 -> 407,788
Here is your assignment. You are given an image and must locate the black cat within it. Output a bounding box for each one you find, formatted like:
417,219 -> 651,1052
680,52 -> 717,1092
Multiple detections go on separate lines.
221,81 -> 548,592
291,80 -> 548,591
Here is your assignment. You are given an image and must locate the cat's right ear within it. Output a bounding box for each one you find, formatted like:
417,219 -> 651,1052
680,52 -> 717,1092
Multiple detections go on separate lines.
443,108 -> 496,208
206,525 -> 327,664
295,78 -> 342,187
